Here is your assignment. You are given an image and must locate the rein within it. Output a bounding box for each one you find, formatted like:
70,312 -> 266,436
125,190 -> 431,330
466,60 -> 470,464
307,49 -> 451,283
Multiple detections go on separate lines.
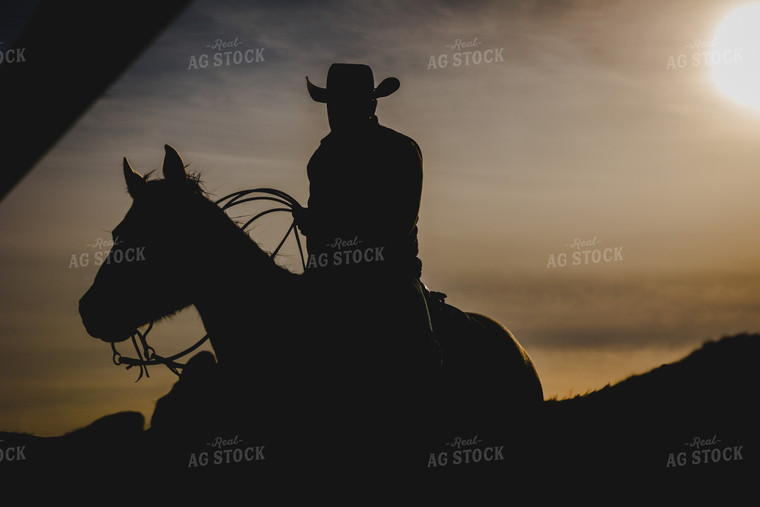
109,187 -> 305,381
111,323 -> 210,381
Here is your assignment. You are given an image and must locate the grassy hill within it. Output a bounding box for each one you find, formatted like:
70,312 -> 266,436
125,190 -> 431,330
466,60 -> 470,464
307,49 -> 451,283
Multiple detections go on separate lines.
2,333 -> 757,499
538,333 -> 758,494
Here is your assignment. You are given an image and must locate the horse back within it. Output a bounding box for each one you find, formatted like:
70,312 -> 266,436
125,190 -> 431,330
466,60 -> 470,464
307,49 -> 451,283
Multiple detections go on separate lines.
431,301 -> 544,409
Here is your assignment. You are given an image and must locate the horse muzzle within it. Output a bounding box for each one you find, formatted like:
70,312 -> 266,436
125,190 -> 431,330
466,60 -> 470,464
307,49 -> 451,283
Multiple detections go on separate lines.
78,291 -> 136,343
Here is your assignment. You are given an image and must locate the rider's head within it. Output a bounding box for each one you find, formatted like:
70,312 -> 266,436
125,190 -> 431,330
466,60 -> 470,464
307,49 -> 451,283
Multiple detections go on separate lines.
307,63 -> 399,133
326,96 -> 377,132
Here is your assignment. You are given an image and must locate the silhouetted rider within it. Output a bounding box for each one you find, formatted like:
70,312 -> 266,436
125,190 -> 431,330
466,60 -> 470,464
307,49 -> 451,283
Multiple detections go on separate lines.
293,63 -> 440,400
295,63 -> 422,280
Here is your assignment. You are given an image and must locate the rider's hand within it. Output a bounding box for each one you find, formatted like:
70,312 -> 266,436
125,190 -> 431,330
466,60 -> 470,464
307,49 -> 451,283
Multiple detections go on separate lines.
292,204 -> 310,235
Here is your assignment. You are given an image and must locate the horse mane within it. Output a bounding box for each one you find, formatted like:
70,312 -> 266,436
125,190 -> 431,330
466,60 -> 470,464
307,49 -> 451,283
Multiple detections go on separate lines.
140,166 -> 204,195
139,167 -> 298,279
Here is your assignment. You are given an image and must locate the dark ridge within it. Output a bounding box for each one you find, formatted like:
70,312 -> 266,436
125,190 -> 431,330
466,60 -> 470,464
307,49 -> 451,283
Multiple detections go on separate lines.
1,333 -> 756,499
550,332 -> 759,407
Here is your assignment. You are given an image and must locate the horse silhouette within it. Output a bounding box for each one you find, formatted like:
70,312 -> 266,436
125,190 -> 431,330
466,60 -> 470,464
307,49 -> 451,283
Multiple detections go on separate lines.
78,145 -> 543,474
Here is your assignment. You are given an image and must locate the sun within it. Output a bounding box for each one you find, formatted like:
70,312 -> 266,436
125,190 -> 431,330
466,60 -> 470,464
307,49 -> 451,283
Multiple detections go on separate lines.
711,3 -> 760,109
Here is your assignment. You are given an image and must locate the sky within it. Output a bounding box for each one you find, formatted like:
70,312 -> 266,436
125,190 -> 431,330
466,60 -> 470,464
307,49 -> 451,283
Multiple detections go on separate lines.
2,0 -> 760,436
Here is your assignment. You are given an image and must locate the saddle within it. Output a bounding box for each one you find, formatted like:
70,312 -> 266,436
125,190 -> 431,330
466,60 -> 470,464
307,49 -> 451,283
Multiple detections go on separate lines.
423,286 -> 470,337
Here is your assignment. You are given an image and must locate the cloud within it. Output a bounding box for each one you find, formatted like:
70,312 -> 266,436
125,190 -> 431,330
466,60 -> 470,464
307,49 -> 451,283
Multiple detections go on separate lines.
428,267 -> 760,351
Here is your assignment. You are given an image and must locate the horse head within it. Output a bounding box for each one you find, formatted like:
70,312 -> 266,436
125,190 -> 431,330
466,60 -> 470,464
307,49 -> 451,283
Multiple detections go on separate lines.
79,145 -> 205,342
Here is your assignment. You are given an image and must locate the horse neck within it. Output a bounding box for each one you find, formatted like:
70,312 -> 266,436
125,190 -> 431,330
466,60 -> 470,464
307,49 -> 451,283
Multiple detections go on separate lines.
188,199 -> 297,361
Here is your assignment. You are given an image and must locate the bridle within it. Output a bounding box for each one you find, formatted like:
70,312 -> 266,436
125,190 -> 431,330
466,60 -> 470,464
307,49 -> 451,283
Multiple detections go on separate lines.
111,322 -> 210,380
109,188 -> 306,381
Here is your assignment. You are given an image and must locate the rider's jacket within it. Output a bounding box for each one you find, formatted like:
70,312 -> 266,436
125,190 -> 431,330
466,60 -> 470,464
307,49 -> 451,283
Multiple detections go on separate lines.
303,115 -> 423,281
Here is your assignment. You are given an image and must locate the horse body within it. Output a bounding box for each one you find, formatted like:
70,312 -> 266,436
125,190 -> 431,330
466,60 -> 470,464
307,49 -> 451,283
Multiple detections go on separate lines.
79,145 -> 543,471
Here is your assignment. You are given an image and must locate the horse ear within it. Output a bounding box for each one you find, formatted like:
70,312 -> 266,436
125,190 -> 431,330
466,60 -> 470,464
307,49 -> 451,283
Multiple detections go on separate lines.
163,144 -> 187,182
123,157 -> 145,198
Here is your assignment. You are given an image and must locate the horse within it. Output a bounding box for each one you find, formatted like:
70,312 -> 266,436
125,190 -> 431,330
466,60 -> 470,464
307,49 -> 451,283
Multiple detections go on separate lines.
78,145 -> 543,476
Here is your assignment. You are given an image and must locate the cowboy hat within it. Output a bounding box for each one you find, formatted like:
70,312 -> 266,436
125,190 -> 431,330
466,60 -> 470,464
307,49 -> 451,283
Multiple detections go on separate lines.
306,63 -> 400,103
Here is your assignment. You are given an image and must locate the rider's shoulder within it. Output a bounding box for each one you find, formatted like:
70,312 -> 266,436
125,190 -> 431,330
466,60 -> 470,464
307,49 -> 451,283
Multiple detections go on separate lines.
376,124 -> 421,152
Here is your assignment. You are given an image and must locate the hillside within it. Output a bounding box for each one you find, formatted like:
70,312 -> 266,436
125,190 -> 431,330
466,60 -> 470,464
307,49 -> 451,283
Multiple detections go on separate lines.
1,333 -> 756,499
539,333 -> 758,493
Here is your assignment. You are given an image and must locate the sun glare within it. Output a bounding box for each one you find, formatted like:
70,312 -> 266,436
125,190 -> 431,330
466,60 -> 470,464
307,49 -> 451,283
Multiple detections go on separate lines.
711,3 -> 760,109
